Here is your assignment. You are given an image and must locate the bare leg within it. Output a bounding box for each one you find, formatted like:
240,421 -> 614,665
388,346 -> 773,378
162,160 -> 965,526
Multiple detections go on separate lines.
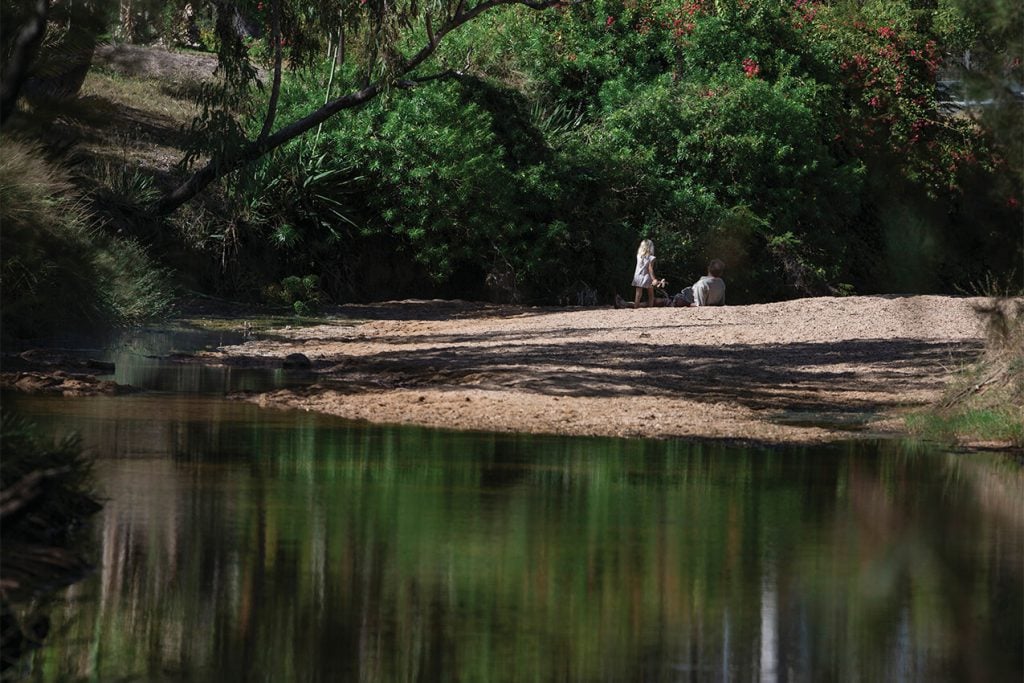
635,287 -> 654,308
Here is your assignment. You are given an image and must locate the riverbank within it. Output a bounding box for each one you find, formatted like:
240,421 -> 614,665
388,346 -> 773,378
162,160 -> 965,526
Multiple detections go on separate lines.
204,295 -> 997,444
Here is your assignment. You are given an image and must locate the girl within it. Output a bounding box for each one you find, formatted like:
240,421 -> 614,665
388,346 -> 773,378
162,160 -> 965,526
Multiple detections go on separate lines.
622,239 -> 664,308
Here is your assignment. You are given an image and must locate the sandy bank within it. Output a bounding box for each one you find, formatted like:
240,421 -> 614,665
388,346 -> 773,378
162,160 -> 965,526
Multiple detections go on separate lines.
210,295 -> 991,444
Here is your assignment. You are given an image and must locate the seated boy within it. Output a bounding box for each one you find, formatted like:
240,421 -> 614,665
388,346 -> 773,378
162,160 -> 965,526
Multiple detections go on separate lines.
671,259 -> 726,307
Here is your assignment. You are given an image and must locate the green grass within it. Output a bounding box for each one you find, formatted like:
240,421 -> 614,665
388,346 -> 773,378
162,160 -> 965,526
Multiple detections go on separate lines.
909,299 -> 1024,449
80,69 -> 201,124
1,139 -> 173,341
907,409 -> 1024,448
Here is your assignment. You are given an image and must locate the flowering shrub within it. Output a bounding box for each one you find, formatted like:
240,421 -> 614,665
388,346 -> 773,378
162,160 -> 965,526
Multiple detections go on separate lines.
470,0 -> 1019,298
227,0 -> 1019,302
804,3 -> 997,196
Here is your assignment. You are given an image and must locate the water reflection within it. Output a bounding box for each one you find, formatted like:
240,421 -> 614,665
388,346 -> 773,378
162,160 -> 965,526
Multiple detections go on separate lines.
11,394 -> 1024,682
103,324 -> 310,394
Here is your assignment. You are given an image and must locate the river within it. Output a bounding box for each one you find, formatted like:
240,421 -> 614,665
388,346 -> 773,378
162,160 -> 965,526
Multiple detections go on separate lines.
5,325 -> 1023,681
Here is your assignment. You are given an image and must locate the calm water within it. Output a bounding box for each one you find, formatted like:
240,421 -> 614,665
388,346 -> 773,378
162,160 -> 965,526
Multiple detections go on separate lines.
7,392 -> 1023,682
101,324 -> 314,394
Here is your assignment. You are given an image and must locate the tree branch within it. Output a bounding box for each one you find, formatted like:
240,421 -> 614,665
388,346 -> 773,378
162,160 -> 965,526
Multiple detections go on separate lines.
256,0 -> 284,143
157,83 -> 381,214
395,69 -> 467,88
155,0 -> 572,216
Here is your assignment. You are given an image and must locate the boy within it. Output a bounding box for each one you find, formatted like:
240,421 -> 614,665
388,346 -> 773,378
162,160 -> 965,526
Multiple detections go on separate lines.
673,259 -> 726,307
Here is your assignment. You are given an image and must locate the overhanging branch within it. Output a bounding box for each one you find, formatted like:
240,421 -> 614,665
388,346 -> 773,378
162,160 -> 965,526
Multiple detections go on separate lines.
155,0 -> 576,216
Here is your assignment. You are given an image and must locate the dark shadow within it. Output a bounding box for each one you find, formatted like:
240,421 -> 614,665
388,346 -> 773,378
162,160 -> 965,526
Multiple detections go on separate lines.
219,334 -> 983,414
57,94 -> 190,150
324,300 -> 552,322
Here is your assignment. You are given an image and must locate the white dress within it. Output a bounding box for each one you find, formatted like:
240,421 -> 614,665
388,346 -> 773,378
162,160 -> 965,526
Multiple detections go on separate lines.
632,255 -> 655,288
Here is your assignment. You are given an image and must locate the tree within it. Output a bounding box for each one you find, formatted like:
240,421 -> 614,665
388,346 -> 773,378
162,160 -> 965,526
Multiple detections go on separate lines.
0,0 -> 48,125
154,0 -> 571,216
0,0 -> 108,123
942,0 -> 1024,185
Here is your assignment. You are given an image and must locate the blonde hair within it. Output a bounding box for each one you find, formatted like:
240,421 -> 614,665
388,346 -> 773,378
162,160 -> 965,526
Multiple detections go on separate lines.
637,239 -> 654,258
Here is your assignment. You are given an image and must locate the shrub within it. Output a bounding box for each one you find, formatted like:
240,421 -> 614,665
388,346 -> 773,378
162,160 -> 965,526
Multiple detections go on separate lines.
0,141 -> 172,341
911,298 -> 1024,447
0,411 -> 100,673
264,274 -> 323,316
197,1 -> 1019,303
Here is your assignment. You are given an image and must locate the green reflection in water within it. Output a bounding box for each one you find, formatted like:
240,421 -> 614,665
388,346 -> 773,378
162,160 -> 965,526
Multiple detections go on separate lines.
98,323 -> 312,394
9,394 -> 1023,683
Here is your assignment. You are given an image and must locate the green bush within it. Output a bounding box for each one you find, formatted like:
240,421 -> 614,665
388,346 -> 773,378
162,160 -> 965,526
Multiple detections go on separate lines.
201,0 -> 1019,304
264,274 -> 323,316
0,412 -> 97,544
0,411 -> 100,672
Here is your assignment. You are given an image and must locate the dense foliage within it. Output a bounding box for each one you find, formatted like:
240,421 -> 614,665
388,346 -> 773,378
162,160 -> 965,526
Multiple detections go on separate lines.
2,0 -> 1021,314
192,0 -> 1020,304
0,411 -> 100,674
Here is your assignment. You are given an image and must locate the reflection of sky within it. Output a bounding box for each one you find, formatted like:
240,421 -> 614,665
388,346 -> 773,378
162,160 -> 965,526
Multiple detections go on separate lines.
14,394 -> 1024,682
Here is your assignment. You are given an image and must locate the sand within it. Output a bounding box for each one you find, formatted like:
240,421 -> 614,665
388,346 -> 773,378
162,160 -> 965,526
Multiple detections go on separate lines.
210,295 -> 993,444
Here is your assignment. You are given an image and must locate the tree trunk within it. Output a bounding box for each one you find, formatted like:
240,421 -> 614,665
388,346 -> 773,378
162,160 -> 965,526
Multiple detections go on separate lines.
119,0 -> 135,42
0,0 -> 50,127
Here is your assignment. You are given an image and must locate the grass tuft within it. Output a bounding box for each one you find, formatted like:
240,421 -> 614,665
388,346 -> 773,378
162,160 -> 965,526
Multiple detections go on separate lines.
0,139 -> 173,341
910,296 -> 1024,449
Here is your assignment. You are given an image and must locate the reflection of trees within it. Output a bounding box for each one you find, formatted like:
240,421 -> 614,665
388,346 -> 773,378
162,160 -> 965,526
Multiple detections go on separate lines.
21,403 -> 1024,681
782,444 -> 1024,681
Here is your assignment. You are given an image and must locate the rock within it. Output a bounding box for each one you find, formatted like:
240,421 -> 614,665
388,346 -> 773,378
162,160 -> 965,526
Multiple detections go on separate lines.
2,371 -> 135,396
282,353 -> 312,369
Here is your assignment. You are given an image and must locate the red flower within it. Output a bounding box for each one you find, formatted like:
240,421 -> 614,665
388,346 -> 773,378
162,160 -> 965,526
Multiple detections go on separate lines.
1008,197 -> 1020,209
742,57 -> 760,78
606,15 -> 615,27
